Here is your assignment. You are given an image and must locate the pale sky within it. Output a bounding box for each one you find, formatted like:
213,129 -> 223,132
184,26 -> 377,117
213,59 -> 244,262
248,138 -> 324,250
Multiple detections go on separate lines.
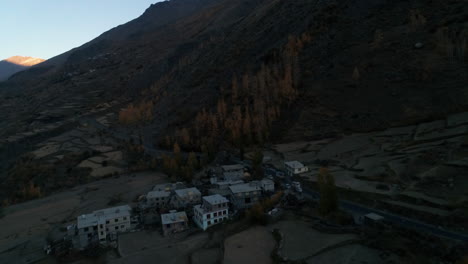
0,0 -> 163,60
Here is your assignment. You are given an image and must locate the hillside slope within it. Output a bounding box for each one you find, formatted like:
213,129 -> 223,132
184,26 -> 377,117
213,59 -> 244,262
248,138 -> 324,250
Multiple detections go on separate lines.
1,0 -> 466,141
0,0 -> 467,182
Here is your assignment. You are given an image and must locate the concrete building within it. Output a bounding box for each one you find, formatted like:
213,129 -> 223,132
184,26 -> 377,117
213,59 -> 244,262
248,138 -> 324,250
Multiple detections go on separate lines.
215,180 -> 244,190
260,178 -> 275,192
161,211 -> 188,236
171,187 -> 202,209
193,194 -> 229,230
228,183 -> 261,209
284,161 -> 308,176
250,179 -> 275,193
76,205 -> 132,249
145,190 -> 171,209
222,164 -> 244,181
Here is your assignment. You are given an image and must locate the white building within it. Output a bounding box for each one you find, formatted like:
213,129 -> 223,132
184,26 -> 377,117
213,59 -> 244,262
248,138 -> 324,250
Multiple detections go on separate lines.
193,194 -> 229,230
171,187 -> 202,209
260,178 -> 275,192
76,205 -> 132,249
250,179 -> 275,193
284,161 -> 308,176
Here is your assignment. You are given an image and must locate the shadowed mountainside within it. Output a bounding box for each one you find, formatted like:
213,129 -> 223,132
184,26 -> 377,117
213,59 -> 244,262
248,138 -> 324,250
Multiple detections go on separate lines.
1,0 -> 466,141
0,0 -> 467,193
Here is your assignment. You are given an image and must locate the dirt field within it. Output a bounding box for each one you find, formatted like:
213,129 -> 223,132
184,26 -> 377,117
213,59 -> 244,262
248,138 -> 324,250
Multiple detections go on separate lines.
0,171 -> 167,264
271,220 -> 357,261
223,226 -> 276,264
306,244 -> 400,264
110,230 -> 210,264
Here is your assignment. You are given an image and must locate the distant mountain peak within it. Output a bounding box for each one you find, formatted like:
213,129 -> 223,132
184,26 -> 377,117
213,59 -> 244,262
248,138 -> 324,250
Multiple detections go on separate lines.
4,56 -> 45,67
0,56 -> 45,81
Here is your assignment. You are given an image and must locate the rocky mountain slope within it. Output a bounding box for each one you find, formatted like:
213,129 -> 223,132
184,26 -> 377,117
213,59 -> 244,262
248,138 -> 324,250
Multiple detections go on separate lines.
1,0 -> 467,139
0,56 -> 44,80
0,0 -> 467,202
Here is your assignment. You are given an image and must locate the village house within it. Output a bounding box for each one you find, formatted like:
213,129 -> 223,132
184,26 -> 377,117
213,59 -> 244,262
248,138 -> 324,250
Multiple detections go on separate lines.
170,187 -> 202,209
252,178 -> 275,193
221,164 -> 245,181
161,211 -> 189,236
284,161 -> 309,176
193,194 -> 229,230
215,180 -> 244,190
228,183 -> 262,209
250,179 -> 274,193
75,205 -> 132,249
144,190 -> 171,209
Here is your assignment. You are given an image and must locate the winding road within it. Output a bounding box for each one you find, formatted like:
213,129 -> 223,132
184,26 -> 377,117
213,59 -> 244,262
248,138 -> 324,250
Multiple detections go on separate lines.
263,164 -> 468,242
302,187 -> 468,242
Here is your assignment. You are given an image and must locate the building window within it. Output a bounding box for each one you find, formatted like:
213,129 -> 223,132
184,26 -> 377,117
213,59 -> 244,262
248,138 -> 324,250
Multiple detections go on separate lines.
100,224 -> 103,229
208,220 -> 211,225
214,212 -> 217,217
115,219 -> 118,223
93,226 -> 97,231
245,197 -> 251,204
123,217 -> 127,220
100,231 -> 104,235
214,219 -> 218,223
106,220 -> 110,224
166,224 -> 171,228
115,226 -> 119,230
84,227 -> 89,232
121,225 -> 124,229
207,214 -> 211,219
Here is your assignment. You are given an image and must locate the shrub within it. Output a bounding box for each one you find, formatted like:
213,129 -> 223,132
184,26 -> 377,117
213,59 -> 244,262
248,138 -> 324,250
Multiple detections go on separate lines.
435,27 -> 467,60
317,167 -> 338,215
409,9 -> 426,30
118,100 -> 154,125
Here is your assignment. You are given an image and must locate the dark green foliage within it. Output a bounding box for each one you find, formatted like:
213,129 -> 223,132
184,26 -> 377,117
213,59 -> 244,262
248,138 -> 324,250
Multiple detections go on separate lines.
317,167 -> 338,215
251,149 -> 264,180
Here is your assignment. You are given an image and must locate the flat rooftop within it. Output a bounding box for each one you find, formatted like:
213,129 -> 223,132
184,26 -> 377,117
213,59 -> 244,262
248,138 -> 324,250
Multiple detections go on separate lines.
77,205 -> 131,229
174,187 -> 201,198
284,161 -> 305,169
365,213 -> 384,221
261,178 -> 274,185
221,164 -> 244,171
161,211 -> 188,225
147,190 -> 171,199
229,183 -> 261,194
153,182 -> 186,191
203,194 -> 229,205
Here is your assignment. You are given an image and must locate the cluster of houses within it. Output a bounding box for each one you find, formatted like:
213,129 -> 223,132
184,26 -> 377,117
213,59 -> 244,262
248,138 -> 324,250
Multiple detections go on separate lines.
68,163 -> 277,250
